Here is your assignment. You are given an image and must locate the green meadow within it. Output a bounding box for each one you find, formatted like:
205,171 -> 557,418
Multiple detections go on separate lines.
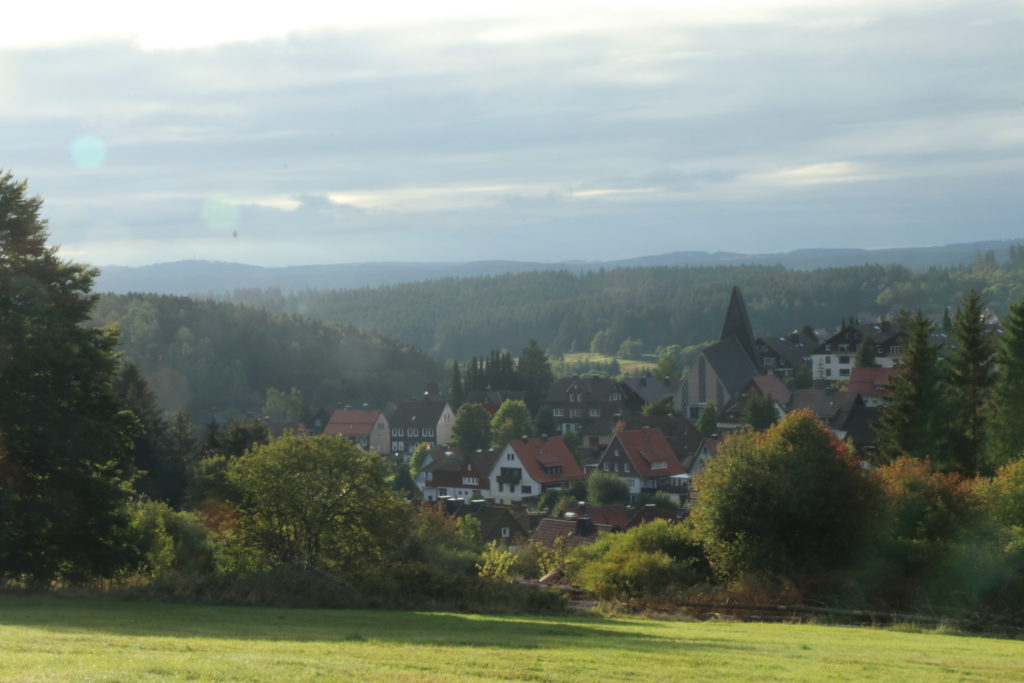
1,596 -> 1022,681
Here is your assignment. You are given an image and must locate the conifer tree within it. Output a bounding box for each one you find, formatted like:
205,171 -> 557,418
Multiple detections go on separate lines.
876,313 -> 948,465
984,299 -> 1024,470
946,289 -> 994,475
0,173 -> 138,582
697,401 -> 719,437
448,361 -> 465,410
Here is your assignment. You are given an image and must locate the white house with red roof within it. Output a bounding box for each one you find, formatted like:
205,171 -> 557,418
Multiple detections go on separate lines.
323,407 -> 389,454
419,447 -> 501,501
491,436 -> 586,505
595,428 -> 687,502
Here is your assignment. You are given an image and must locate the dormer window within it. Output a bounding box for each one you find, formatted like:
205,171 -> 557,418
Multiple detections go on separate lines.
651,461 -> 667,470
609,392 -> 621,401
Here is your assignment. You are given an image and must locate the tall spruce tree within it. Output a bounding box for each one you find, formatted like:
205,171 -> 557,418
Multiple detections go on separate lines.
518,340 -> 554,415
946,289 -> 995,475
876,313 -> 948,465
448,361 -> 465,410
984,299 -> 1024,470
0,173 -> 137,582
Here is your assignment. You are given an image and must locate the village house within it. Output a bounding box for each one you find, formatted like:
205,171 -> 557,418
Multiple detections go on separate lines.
322,407 -> 390,454
491,435 -> 586,505
595,428 -> 688,503
390,398 -> 455,455
848,366 -> 899,407
543,375 -> 637,435
755,331 -> 815,378
809,321 -> 909,380
418,447 -> 500,501
462,390 -> 526,417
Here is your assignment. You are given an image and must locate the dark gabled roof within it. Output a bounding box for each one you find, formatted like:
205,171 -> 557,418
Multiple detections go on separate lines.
391,399 -> 449,426
844,403 -> 882,453
467,448 -> 502,480
703,335 -> 761,397
464,390 -> 526,406
622,376 -> 681,405
812,322 -> 909,354
789,390 -> 862,430
757,332 -> 816,367
721,286 -> 759,368
530,517 -> 614,549
545,376 -> 626,403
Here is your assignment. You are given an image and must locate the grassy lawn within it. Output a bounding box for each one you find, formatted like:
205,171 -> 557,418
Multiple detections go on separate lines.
1,596 -> 1022,681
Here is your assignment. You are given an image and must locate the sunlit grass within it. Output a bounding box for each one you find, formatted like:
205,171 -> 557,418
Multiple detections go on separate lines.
0,595 -> 1022,681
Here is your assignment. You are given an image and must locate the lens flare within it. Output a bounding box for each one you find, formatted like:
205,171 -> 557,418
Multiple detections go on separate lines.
70,134 -> 106,169
201,195 -> 240,232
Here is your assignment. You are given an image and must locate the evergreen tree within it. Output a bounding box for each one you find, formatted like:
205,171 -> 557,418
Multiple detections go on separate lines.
876,313 -> 948,464
448,361 -> 465,411
984,300 -> 1024,470
853,334 -> 876,368
0,173 -> 138,582
942,307 -> 953,333
518,340 -> 554,415
696,401 -> 719,437
946,290 -> 995,476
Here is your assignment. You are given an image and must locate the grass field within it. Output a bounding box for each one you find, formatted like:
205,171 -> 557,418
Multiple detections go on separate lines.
560,352 -> 656,376
1,595 -> 1022,681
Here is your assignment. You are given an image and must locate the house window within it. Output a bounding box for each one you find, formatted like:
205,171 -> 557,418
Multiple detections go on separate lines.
890,345 -> 903,355
408,427 -> 419,437
589,408 -> 601,417
689,406 -> 701,420
839,368 -> 850,377
624,463 -> 631,473
438,488 -> 447,497
838,343 -> 849,352
521,485 -> 532,494
553,408 -> 565,417
651,461 -> 667,470
501,527 -> 511,538
825,344 -> 832,352
391,441 -> 404,452
763,356 -> 776,368
392,427 -> 403,437
424,427 -> 434,437
426,472 -> 433,481
824,356 -> 832,364
463,476 -> 479,486
546,466 -> 562,475
570,408 -> 582,418
609,392 -> 621,401
603,462 -> 610,472
839,356 -> 850,364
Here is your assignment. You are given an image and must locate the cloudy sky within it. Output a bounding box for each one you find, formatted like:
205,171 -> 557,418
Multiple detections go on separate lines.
3,0 -> 1022,266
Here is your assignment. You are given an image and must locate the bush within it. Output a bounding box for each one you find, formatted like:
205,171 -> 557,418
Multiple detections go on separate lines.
566,520 -> 711,600
125,500 -> 214,578
691,411 -> 879,586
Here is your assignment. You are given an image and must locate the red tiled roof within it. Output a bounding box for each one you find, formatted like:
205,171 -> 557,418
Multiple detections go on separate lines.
613,429 -> 684,478
848,367 -> 900,398
508,436 -> 585,484
323,409 -> 382,438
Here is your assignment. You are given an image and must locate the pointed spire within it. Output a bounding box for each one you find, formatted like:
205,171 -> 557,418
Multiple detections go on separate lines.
721,286 -> 759,370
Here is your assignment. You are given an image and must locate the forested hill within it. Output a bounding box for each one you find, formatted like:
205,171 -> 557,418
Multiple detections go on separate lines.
94,240 -> 1019,296
90,294 -> 440,420
224,258 -> 1024,361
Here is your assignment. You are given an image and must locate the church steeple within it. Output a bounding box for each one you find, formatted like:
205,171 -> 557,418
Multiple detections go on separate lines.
720,286 -> 759,370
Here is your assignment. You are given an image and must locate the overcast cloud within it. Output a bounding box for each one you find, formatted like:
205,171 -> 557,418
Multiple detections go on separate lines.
2,1 -> 1022,266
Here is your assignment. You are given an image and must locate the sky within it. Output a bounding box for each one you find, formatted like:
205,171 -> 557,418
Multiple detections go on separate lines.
2,0 -> 1022,267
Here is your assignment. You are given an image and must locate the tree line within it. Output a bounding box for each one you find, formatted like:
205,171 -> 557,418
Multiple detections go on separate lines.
220,256 -> 1024,361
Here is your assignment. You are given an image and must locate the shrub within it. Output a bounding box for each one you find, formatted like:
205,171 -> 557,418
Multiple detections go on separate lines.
566,520 -> 711,600
691,411 -> 879,585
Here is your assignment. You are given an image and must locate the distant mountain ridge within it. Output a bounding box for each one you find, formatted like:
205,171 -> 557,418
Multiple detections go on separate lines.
94,240 -> 1018,296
